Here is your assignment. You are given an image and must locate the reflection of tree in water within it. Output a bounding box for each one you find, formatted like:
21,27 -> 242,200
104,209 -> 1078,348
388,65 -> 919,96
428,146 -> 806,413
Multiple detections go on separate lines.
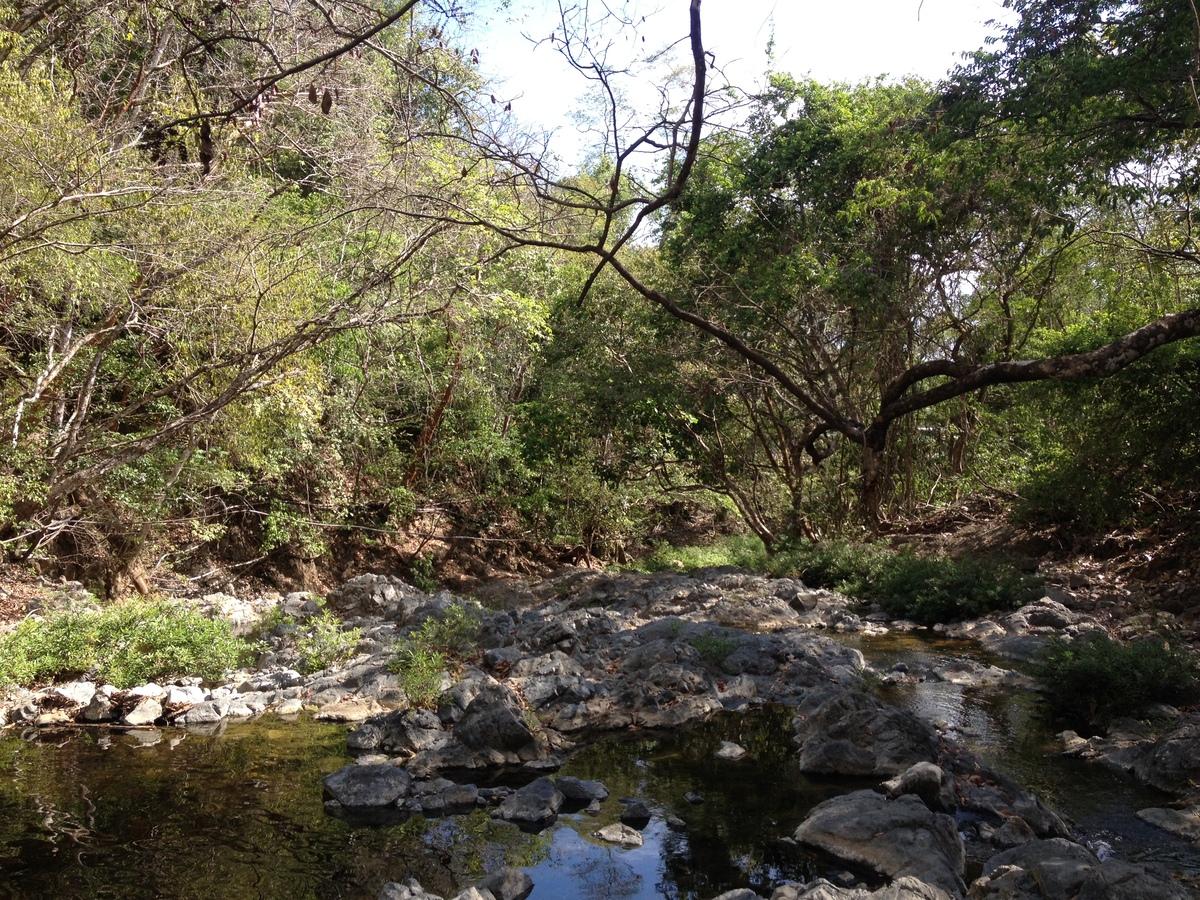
568,848 -> 644,900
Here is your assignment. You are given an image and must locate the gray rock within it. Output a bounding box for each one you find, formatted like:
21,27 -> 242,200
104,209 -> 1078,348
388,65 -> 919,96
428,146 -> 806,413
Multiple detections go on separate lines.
1130,723 -> 1200,794
715,741 -> 747,760
882,762 -> 957,813
620,798 -> 652,827
710,891 -> 762,900
449,889 -> 494,900
82,691 -> 117,722
976,838 -> 1099,898
491,777 -> 563,827
123,697 -> 163,726
594,824 -> 644,847
52,681 -> 96,706
378,877 -> 444,900
794,790 -> 965,898
347,723 -> 384,752
456,686 -> 536,753
179,699 -> 230,725
555,775 -> 609,802
1135,805 -> 1200,841
322,763 -> 412,807
793,689 -> 939,777
477,867 -> 534,900
1077,859 -> 1192,900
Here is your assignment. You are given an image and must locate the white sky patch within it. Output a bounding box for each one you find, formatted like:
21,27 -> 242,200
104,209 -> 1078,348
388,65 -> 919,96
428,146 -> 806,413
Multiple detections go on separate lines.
462,0 -> 1016,167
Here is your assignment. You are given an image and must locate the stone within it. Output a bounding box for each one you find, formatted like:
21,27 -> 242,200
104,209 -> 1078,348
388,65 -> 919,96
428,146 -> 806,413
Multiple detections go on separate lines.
594,824 -> 644,848
710,891 -> 762,900
1077,859 -> 1192,900
82,691 -> 117,722
1130,723 -> 1200,794
554,775 -> 609,802
882,762 -> 957,814
52,681 -> 96,706
127,682 -> 166,699
793,790 -> 965,898
456,686 -> 536,753
378,877 -> 444,900
122,697 -> 163,726
793,689 -> 939,777
179,699 -> 230,725
976,838 -> 1099,899
1135,805 -> 1200,841
477,867 -> 534,900
715,741 -> 747,760
491,777 -> 563,827
322,763 -> 412,807
315,698 -> 380,722
620,798 -> 652,828
165,685 -> 207,706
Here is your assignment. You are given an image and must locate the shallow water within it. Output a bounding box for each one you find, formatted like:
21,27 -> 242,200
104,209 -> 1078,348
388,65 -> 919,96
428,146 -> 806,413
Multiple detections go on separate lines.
0,709 -> 869,900
4,632 -> 1200,898
849,631 -> 1200,880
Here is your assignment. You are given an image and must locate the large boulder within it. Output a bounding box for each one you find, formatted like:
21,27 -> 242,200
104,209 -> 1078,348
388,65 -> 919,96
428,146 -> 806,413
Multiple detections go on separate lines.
1130,723 -> 1200,794
455,686 -> 537,754
322,763 -> 412,807
794,790 -> 965,898
792,690 -> 940,777
490,777 -> 564,828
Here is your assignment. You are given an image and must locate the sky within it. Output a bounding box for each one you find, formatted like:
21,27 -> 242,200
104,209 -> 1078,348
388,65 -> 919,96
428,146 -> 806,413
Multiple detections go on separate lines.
462,0 -> 1017,166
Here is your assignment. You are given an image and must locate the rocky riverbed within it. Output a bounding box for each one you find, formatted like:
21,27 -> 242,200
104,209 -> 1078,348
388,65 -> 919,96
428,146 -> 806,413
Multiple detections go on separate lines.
3,566 -> 1200,899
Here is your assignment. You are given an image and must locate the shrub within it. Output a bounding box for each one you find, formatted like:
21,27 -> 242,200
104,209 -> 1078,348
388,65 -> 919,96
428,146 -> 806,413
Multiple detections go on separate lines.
768,538 -> 1036,625
635,534 -> 768,574
1033,631 -> 1200,729
0,601 -> 250,688
689,629 -> 742,669
385,601 -> 483,708
295,610 -> 362,672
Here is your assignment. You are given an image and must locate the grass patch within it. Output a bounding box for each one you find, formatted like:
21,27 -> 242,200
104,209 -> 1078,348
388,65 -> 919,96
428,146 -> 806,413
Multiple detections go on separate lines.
387,601 -> 483,707
0,601 -> 251,689
689,629 -> 742,669
633,533 -> 768,573
1033,632 -> 1200,730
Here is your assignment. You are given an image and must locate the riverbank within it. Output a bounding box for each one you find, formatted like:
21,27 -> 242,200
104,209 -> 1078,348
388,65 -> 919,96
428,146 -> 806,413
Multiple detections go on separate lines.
3,564 -> 1200,897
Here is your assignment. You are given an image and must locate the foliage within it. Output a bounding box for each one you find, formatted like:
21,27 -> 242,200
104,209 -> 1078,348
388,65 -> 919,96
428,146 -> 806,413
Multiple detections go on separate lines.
634,534 -> 768,574
0,601 -> 249,688
386,601 -> 483,707
689,629 -> 742,670
1033,632 -> 1200,729
770,539 -> 1037,624
294,611 -> 362,673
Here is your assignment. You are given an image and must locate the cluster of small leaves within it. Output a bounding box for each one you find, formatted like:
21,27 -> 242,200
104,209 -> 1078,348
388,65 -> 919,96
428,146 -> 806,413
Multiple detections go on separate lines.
770,539 -> 1038,625
689,629 -> 742,670
1033,632 -> 1200,730
387,601 -> 483,707
0,601 -> 249,689
635,533 -> 768,574
294,610 -> 362,673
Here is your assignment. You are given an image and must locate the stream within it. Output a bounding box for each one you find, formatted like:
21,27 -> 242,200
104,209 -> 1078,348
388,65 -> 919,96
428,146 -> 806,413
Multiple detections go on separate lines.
1,631 -> 1199,899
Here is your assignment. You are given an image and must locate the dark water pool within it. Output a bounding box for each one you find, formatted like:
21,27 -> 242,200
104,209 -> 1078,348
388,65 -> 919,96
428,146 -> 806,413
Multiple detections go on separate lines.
0,709 -> 867,900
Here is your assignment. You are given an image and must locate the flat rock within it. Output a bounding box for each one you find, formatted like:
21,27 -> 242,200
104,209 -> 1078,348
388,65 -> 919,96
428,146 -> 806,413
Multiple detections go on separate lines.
793,790 -> 965,898
1135,805 -> 1200,841
123,697 -> 163,726
477,867 -> 534,900
323,763 -> 412,807
491,777 -> 563,827
793,689 -> 939,777
594,823 -> 644,847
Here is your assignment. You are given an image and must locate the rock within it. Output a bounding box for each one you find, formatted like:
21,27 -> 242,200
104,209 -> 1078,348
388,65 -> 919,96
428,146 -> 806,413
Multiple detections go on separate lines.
491,777 -> 563,827
1135,805 -> 1200,841
322,763 -> 412,807
594,823 -> 644,848
379,877 -> 444,900
449,889 -> 494,900
974,838 -> 1098,899
122,697 -> 163,726
793,689 -> 939,777
127,682 -> 167,699
411,780 -> 480,815
82,691 -> 117,722
1130,723 -> 1200,794
555,775 -> 609,802
456,686 -> 536,754
52,681 -> 96,706
166,685 -> 207,706
882,762 -> 957,814
1077,859 -> 1192,899
348,723 -> 384,752
179,699 -> 229,725
620,797 -> 652,828
710,890 -> 762,900
793,790 -> 965,898
715,741 -> 747,760
477,867 -> 534,900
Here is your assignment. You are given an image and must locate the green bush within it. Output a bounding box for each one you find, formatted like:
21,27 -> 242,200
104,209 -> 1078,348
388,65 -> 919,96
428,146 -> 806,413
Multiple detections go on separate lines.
1033,631 -> 1200,729
295,610 -> 362,672
385,601 -> 483,708
634,533 -> 769,573
689,629 -> 742,669
0,601 -> 250,689
768,538 -> 1036,624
